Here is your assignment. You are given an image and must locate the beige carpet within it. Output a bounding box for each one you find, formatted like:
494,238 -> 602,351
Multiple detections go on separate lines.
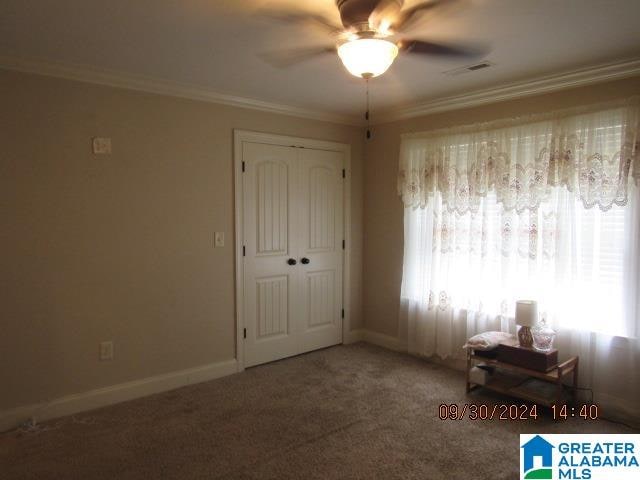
0,343 -> 636,479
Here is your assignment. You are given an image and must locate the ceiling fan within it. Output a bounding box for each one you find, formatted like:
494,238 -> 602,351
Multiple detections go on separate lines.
261,0 -> 485,79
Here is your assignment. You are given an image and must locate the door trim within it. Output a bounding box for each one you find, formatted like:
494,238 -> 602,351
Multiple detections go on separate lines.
233,130 -> 352,372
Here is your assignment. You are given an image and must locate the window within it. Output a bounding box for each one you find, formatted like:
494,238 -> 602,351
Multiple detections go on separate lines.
398,103 -> 640,343
402,187 -> 637,338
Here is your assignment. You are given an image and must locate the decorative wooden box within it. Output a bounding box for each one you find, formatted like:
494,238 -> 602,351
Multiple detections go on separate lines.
496,344 -> 558,372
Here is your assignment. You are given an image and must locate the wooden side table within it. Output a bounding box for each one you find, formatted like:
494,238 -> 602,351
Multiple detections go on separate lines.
466,349 -> 579,407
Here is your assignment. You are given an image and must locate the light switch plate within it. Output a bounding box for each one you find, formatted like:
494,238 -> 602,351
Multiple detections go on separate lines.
214,232 -> 225,247
92,137 -> 112,155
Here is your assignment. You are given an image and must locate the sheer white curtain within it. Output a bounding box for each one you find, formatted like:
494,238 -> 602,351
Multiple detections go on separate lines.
398,101 -> 640,415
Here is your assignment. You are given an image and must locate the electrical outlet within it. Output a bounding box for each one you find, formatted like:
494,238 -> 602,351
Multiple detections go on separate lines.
99,341 -> 114,361
214,231 -> 225,247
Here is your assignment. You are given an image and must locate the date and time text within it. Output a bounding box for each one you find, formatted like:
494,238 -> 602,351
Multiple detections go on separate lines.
439,403 -> 600,421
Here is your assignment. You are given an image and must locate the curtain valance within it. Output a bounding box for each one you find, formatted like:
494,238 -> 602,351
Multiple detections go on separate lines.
397,101 -> 640,212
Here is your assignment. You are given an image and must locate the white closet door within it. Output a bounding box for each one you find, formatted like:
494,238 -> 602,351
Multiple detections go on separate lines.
243,142 -> 299,367
242,142 -> 344,367
297,148 -> 344,353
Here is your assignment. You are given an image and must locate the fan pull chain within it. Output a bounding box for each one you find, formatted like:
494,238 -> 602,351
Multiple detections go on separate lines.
365,77 -> 371,140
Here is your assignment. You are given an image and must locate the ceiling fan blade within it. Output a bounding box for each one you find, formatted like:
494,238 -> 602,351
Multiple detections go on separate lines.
393,0 -> 460,32
368,0 -> 403,32
259,46 -> 336,68
400,39 -> 486,59
258,9 -> 342,36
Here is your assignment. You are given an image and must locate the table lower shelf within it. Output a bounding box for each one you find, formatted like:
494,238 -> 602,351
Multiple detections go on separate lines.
469,371 -> 571,407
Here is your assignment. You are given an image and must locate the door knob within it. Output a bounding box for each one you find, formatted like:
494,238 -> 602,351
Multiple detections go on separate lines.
300,257 -> 310,264
287,258 -> 297,265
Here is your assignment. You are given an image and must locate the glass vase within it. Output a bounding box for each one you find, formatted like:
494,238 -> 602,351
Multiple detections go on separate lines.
532,321 -> 556,352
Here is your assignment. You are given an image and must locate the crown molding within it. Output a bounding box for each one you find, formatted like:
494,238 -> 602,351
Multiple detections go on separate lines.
0,55 -> 363,126
375,57 -> 640,124
3,55 -> 639,128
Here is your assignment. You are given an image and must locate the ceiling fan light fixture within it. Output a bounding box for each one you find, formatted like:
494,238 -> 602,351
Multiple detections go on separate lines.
337,38 -> 398,78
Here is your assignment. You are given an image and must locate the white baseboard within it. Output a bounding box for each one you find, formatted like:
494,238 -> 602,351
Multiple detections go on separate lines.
345,328 -> 407,351
344,329 -> 365,344
0,358 -> 238,432
361,329 -> 408,352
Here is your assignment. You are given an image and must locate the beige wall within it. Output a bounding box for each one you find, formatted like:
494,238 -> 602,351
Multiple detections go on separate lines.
3,66 -> 639,414
363,75 -> 640,339
0,69 -> 364,411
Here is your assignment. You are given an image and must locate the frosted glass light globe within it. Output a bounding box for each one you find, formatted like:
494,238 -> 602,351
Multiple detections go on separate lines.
337,38 -> 399,78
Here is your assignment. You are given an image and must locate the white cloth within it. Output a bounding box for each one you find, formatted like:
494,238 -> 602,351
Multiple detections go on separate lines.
398,101 -> 639,213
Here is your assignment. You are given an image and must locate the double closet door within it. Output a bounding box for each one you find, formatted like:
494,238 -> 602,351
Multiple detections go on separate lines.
242,141 -> 344,368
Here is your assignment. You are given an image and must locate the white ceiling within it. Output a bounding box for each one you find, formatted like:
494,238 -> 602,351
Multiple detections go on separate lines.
2,0 -> 640,118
